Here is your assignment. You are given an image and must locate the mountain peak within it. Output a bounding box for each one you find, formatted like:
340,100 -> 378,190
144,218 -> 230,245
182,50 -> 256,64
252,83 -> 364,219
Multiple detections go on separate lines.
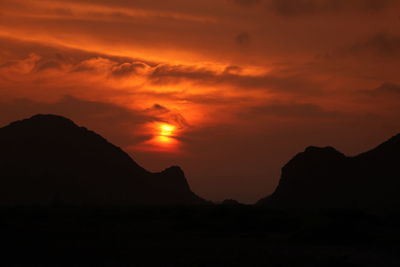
288,145 -> 346,165
0,115 -> 205,206
304,145 -> 343,155
7,114 -> 78,130
17,113 -> 74,124
162,166 -> 184,176
259,133 -> 400,208
158,166 -> 190,190
30,113 -> 72,121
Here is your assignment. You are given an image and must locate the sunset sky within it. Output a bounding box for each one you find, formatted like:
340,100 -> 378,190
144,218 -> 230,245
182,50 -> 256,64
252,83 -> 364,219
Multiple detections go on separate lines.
1,0 -> 400,203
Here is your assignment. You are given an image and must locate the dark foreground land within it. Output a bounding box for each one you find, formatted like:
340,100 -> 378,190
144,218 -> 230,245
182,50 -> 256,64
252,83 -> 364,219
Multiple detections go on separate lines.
2,205 -> 400,267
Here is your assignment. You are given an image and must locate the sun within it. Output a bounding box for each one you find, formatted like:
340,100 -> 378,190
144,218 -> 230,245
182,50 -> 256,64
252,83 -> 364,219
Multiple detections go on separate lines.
133,122 -> 179,152
159,123 -> 176,137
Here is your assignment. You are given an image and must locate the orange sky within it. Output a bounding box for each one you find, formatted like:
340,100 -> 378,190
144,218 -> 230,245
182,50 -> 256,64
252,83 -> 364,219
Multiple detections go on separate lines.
1,0 -> 400,203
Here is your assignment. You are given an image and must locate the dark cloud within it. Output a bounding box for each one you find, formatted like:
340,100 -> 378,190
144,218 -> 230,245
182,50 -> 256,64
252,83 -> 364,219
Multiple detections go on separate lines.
145,103 -> 190,129
235,32 -> 251,47
224,65 -> 242,74
150,65 -> 215,84
34,53 -> 72,72
268,0 -> 394,16
366,83 -> 400,96
110,62 -> 147,77
244,102 -> 341,119
146,103 -> 170,114
0,52 -> 67,73
350,33 -> 400,57
0,36 -> 157,70
150,64 -> 319,94
70,57 -> 107,73
180,94 -> 251,105
319,33 -> 400,63
270,0 -> 323,16
170,113 -> 190,128
231,0 -> 262,7
0,61 -> 15,69
35,60 -> 63,71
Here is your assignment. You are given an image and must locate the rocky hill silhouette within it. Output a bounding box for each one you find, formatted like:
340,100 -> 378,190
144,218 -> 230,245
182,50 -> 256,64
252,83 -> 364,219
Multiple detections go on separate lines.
0,114 -> 205,206
258,134 -> 400,209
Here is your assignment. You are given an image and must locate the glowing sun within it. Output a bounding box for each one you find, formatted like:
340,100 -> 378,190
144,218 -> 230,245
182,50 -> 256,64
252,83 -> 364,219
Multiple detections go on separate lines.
159,123 -> 176,137
131,122 -> 180,152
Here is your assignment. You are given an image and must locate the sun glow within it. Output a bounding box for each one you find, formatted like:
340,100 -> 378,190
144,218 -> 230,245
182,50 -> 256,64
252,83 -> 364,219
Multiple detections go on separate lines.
131,123 -> 180,152
159,123 -> 176,137
155,123 -> 177,147
131,122 -> 180,152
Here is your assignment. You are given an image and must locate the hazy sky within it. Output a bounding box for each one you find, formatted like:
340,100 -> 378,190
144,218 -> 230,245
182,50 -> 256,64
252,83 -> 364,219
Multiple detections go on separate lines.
1,0 -> 400,203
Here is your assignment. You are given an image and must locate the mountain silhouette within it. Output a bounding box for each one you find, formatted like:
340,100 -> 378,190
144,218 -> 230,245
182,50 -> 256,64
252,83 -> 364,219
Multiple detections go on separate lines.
0,114 -> 205,206
258,134 -> 400,209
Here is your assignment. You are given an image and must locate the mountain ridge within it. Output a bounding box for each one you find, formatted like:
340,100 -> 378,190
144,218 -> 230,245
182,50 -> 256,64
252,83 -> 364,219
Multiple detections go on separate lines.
0,114 -> 206,206
258,133 -> 400,209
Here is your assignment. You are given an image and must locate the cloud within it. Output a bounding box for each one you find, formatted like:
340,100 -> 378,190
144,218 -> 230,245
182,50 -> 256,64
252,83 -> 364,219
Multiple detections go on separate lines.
0,39 -> 152,77
235,32 -> 251,47
322,33 -> 400,61
243,102 -> 341,119
111,62 -> 148,77
224,65 -> 242,74
71,57 -> 115,73
0,53 -> 41,74
231,0 -> 262,7
145,103 -> 189,129
349,33 -> 400,57
35,60 -> 63,72
365,83 -> 400,96
150,64 -> 214,84
268,0 -> 395,16
147,103 -> 171,114
149,64 -> 319,94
